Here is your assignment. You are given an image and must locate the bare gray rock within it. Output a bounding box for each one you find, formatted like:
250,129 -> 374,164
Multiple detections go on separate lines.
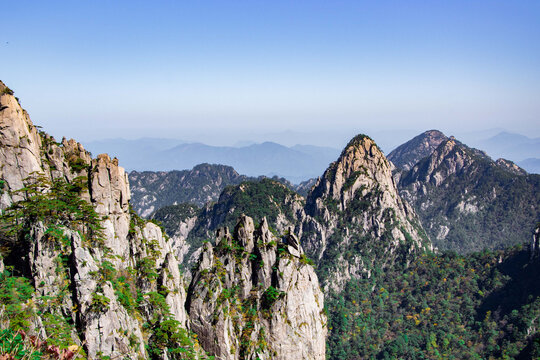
0,82 -> 198,359
188,215 -> 326,360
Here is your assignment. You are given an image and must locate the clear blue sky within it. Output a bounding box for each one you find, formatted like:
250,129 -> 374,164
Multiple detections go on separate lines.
1,0 -> 539,145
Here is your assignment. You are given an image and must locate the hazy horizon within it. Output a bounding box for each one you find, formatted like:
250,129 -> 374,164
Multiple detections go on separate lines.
80,127 -> 534,153
2,0 -> 539,147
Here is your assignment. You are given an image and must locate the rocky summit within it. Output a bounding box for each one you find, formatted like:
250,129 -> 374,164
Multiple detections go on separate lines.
398,136 -> 540,253
387,129 -> 448,172
299,135 -> 431,291
0,81 -> 327,359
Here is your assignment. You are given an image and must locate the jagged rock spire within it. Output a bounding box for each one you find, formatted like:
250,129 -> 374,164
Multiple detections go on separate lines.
188,215 -> 327,360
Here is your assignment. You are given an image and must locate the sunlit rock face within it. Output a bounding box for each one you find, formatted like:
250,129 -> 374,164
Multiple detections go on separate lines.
299,135 -> 430,292
188,215 -> 327,360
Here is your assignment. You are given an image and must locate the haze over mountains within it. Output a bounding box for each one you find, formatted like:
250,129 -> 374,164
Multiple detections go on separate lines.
2,79 -> 539,359
85,138 -> 340,184
84,128 -> 540,183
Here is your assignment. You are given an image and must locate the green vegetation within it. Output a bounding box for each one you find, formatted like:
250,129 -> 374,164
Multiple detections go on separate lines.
67,156 -> 87,173
91,292 -> 111,313
143,289 -> 205,359
152,203 -> 200,235
1,87 -> 14,96
213,179 -> 300,228
0,174 -> 104,255
176,179 -> 303,267
326,245 -> 540,359
299,253 -> 314,265
0,329 -> 40,360
400,140 -> 540,253
0,270 -> 35,330
261,286 -> 285,310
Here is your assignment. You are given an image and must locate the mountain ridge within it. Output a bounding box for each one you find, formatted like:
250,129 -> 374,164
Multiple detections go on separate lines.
397,135 -> 539,253
85,138 -> 340,183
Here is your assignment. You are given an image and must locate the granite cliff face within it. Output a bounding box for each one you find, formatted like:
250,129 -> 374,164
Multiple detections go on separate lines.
0,81 -> 202,359
299,135 -> 431,291
0,81 -> 327,359
187,215 -> 326,360
398,137 -> 540,253
159,179 -> 306,271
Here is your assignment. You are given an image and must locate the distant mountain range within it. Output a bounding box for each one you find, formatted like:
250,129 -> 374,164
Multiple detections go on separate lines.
464,131 -> 540,174
84,138 -> 340,183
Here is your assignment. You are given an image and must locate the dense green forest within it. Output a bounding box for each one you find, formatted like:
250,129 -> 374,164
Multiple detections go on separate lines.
326,245 -> 540,359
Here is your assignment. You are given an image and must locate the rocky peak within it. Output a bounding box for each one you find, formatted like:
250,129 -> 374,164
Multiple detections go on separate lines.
388,129 -> 448,171
306,135 -> 392,213
188,215 -> 327,359
397,135 -> 540,254
495,158 -> 527,175
399,137 -> 490,188
0,81 -> 198,359
300,134 -> 430,292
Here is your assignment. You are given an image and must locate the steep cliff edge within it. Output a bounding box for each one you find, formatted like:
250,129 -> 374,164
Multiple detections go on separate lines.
187,215 -> 326,360
0,82 -> 202,359
299,135 -> 431,291
0,81 -> 327,359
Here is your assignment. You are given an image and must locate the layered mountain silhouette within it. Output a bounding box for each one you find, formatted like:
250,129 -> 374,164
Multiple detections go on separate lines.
2,80 -> 539,360
85,138 -> 340,183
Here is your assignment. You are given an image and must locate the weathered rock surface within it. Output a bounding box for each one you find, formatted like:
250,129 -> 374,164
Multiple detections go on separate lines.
299,135 -> 431,291
0,81 -> 329,360
0,82 -> 195,359
188,215 -> 327,360
151,203 -> 200,264
164,179 -> 306,270
495,158 -> 528,176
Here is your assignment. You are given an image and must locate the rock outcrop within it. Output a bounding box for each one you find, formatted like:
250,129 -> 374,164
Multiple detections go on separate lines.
0,81 -> 328,360
531,223 -> 540,261
152,203 -> 200,264
187,215 -> 327,360
495,158 -> 527,176
299,135 -> 430,291
0,81 -> 198,359
167,179 -> 306,270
